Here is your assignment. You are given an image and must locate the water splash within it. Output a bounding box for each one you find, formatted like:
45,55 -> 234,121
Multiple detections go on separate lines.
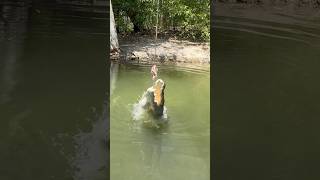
132,90 -> 168,126
132,91 -> 149,121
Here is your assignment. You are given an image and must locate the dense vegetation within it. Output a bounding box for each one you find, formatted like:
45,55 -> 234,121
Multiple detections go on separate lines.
112,0 -> 210,41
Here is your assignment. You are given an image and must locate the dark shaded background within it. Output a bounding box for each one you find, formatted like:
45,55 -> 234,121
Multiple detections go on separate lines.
212,1 -> 320,180
0,0 -> 109,179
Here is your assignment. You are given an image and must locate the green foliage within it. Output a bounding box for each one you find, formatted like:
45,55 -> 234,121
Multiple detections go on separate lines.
112,0 -> 210,41
116,11 -> 134,33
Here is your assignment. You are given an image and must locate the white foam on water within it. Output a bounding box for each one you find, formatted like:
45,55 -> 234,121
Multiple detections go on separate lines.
132,96 -> 169,124
161,106 -> 168,120
132,91 -> 148,121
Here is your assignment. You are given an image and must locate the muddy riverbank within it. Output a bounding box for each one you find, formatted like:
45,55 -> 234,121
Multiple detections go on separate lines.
111,34 -> 210,65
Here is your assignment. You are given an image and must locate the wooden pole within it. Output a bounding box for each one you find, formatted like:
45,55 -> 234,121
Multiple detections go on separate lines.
156,0 -> 159,40
154,0 -> 159,60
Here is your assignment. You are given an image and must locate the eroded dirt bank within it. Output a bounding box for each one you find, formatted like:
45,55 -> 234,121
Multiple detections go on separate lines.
111,35 -> 210,65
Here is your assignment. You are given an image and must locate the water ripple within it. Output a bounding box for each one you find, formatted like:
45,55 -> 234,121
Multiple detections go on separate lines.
215,25 -> 310,44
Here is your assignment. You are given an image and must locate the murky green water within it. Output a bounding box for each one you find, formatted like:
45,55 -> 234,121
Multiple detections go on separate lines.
110,63 -> 210,180
213,12 -> 320,179
0,3 -> 108,180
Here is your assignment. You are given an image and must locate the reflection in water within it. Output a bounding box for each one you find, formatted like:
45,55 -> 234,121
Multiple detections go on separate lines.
131,114 -> 170,180
139,129 -> 164,180
110,62 -> 119,96
0,3 -> 28,104
126,119 -> 168,180
71,100 -> 109,180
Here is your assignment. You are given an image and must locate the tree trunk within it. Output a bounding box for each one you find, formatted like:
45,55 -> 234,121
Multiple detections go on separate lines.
110,0 -> 119,51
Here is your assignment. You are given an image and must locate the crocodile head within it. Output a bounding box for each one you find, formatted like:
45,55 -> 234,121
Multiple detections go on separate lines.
153,79 -> 165,107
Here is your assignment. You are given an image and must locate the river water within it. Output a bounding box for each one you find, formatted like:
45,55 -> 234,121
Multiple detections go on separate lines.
213,6 -> 320,179
110,63 -> 210,180
0,3 -> 108,180
5,1 -> 320,180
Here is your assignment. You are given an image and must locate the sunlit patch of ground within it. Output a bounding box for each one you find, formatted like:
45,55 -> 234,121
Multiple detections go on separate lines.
115,35 -> 210,64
